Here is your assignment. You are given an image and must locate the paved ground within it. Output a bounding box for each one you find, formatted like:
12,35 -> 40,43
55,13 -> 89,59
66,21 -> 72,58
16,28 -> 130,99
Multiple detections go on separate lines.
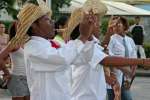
132,77 -> 150,100
0,77 -> 150,100
0,89 -> 11,100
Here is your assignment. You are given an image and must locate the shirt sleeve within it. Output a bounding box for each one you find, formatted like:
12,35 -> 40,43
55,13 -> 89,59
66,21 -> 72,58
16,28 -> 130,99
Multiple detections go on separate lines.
142,25 -> 146,35
129,38 -> 137,58
107,37 -> 115,56
89,44 -> 108,69
24,39 -> 86,71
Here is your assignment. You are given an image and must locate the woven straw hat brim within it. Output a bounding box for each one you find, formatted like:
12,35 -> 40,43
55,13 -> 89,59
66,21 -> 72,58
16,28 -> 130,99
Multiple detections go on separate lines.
9,2 -> 52,50
65,0 -> 108,38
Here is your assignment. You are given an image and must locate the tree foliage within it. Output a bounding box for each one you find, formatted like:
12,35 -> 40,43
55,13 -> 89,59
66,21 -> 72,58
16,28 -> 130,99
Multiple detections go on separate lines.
52,0 -> 71,13
0,0 -> 72,20
0,0 -> 18,19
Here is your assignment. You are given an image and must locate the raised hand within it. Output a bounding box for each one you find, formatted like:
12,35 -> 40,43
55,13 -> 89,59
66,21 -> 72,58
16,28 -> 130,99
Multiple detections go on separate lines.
107,16 -> 120,34
79,10 -> 96,43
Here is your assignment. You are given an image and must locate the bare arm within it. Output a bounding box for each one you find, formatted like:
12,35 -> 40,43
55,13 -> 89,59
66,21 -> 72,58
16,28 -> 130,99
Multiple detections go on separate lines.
0,46 -> 11,60
118,67 -> 132,78
100,56 -> 144,67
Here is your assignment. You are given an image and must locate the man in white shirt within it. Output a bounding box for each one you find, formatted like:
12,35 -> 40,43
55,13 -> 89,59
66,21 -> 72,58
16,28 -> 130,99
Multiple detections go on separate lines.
69,2 -> 150,99
1,1 -> 150,100
18,1 -> 96,100
0,1 -> 96,100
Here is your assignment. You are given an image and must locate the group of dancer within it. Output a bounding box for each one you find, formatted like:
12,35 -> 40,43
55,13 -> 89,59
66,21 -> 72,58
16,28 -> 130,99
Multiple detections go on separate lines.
0,0 -> 150,100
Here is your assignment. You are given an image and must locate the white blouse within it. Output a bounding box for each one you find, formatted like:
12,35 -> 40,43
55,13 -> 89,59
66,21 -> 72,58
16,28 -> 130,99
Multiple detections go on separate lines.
10,48 -> 26,76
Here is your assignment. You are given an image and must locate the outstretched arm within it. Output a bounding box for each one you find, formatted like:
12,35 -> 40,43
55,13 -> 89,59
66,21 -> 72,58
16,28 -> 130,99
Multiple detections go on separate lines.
100,56 -> 149,67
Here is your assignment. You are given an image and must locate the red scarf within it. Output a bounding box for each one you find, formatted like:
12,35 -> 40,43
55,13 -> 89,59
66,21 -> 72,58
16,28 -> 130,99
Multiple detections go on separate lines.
50,40 -> 60,49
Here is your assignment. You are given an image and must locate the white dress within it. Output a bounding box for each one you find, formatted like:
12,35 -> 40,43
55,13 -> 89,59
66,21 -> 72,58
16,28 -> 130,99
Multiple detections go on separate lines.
24,36 -> 94,100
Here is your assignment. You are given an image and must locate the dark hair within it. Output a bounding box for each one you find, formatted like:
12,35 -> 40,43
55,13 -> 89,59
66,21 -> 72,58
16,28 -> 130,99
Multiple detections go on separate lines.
26,27 -> 34,36
55,16 -> 69,35
70,25 -> 80,40
8,21 -> 17,40
119,16 -> 129,31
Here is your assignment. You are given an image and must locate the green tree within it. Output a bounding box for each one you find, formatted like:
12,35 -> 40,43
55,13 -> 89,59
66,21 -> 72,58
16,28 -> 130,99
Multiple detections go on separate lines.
28,0 -> 72,19
0,0 -> 18,19
0,0 -> 72,20
52,0 -> 71,19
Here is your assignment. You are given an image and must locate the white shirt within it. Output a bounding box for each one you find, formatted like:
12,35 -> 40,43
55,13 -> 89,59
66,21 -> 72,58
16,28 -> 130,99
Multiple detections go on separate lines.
24,36 -> 93,100
71,40 -> 108,100
107,34 -> 137,89
9,48 -> 26,76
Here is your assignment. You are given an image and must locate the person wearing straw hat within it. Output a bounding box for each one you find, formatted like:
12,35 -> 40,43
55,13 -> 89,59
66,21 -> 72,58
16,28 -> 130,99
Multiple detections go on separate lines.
66,0 -> 150,100
5,21 -> 30,100
0,1 -> 97,100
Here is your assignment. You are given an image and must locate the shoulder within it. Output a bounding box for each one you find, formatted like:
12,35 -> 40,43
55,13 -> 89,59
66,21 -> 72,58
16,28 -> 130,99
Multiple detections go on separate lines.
24,39 -> 48,54
1,33 -> 9,39
109,34 -> 118,42
126,36 -> 135,44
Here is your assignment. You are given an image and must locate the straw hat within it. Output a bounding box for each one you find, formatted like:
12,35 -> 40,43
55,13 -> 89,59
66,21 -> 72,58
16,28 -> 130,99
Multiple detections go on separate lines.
9,0 -> 52,49
82,0 -> 107,16
65,0 -> 108,38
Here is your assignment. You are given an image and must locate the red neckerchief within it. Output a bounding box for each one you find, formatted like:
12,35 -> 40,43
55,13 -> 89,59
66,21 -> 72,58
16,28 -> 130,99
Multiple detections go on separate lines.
50,40 -> 60,49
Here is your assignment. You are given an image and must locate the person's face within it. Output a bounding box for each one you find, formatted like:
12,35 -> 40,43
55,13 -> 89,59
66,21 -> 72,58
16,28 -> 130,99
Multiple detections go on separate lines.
112,19 -> 118,33
35,15 -> 55,39
116,20 -> 126,36
79,10 -> 97,41
0,24 -> 5,33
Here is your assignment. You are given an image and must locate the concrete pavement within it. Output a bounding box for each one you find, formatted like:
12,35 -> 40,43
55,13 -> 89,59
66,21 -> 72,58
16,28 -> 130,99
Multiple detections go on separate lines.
0,77 -> 150,100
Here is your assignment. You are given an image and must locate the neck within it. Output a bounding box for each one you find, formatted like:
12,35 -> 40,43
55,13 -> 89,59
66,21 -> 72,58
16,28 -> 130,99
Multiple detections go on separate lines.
32,30 -> 49,40
31,33 -> 46,39
117,32 -> 125,37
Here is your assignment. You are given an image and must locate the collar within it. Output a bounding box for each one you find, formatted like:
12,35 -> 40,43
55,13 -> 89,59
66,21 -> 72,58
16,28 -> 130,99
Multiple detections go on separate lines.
113,34 -> 127,41
31,36 -> 50,46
